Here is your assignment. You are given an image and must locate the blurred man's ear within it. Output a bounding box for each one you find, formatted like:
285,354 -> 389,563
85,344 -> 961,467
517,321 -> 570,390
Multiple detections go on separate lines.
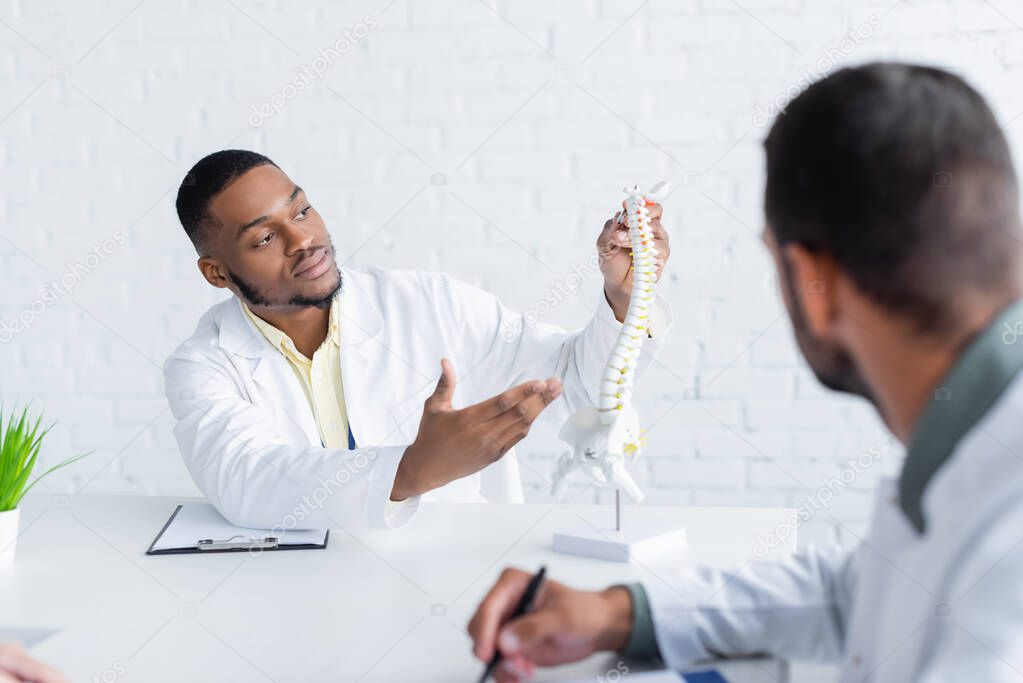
780,243 -> 841,340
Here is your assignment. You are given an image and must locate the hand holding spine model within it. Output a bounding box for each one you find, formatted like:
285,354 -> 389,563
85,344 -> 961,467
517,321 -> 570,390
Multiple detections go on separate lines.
552,182 -> 669,503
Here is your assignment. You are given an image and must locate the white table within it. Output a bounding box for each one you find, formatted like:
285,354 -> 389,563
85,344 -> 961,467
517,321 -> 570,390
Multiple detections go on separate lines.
4,495 -> 795,682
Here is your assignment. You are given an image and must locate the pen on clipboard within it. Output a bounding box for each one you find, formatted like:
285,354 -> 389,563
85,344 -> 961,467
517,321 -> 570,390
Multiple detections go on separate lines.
479,566 -> 547,683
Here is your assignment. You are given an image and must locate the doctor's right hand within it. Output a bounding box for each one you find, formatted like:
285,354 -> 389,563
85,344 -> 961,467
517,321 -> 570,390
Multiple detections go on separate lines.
391,359 -> 562,501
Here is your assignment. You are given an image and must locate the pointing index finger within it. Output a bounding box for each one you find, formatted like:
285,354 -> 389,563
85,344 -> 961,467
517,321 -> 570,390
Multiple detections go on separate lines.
470,380 -> 547,421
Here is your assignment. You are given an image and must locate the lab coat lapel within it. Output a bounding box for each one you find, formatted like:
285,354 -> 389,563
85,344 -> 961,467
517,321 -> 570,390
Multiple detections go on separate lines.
334,269 -> 458,448
219,297 -> 321,446
252,348 -> 321,446
337,269 -> 389,448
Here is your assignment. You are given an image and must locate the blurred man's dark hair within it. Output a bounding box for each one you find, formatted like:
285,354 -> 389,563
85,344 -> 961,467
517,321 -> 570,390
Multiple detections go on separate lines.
765,62 -> 1022,335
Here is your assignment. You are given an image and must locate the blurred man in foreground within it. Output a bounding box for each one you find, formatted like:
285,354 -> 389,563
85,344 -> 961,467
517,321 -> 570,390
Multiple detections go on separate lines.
470,62 -> 1023,682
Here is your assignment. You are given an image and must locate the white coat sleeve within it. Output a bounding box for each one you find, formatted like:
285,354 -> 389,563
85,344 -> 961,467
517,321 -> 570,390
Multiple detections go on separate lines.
438,273 -> 674,424
163,351 -> 419,531
631,546 -> 860,668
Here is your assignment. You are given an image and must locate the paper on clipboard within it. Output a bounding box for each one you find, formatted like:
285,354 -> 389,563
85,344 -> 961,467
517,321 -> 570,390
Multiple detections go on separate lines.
148,503 -> 327,553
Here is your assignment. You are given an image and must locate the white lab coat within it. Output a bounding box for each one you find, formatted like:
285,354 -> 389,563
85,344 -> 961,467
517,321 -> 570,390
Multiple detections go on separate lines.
164,265 -> 672,531
645,371 -> 1023,681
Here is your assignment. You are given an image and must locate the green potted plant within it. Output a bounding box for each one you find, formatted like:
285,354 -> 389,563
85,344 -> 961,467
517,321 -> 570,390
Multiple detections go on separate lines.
0,406 -> 86,567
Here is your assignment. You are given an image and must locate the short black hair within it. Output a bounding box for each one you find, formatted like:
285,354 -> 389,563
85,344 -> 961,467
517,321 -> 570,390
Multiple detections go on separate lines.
765,62 -> 1022,334
176,150 -> 278,254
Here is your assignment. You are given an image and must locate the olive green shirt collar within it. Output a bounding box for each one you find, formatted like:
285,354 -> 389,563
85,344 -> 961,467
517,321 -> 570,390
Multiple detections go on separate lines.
899,298 -> 1023,534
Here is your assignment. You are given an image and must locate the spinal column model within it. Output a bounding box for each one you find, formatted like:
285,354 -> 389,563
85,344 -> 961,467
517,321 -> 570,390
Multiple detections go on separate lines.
551,182 -> 669,504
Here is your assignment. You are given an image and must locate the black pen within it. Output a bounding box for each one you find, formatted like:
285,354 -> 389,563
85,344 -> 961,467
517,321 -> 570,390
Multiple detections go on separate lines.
479,566 -> 547,683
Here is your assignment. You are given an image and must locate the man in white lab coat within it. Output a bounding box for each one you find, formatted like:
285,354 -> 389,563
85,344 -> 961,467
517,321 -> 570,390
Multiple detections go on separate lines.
164,150 -> 672,531
468,63 -> 1023,681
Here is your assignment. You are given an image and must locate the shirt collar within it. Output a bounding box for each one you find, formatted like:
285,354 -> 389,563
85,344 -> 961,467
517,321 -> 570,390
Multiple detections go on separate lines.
327,293 -> 341,346
899,297 -> 1023,533
241,301 -> 289,353
240,293 -> 341,358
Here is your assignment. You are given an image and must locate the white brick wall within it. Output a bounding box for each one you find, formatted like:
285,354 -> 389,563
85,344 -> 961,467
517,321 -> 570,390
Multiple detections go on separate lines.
4,0 -> 1023,554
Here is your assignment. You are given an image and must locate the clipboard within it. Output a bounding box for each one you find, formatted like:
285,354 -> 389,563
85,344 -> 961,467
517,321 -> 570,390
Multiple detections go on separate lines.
146,504 -> 329,555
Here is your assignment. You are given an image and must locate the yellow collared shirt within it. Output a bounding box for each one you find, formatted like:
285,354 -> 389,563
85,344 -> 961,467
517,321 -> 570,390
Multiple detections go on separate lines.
242,296 -> 350,450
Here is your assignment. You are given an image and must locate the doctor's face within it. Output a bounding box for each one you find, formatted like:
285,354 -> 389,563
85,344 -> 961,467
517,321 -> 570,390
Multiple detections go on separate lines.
202,164 -> 341,310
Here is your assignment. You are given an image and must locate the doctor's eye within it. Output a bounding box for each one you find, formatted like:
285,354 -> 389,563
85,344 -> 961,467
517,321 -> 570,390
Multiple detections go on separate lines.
255,232 -> 274,248
295,205 -> 313,221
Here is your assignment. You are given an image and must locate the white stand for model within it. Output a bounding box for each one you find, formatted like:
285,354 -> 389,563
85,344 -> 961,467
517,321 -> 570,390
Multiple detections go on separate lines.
550,183 -> 687,564
553,490 -> 688,564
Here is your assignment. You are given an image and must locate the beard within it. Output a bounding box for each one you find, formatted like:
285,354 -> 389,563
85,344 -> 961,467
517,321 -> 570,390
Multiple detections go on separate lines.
228,243 -> 343,310
780,257 -> 875,402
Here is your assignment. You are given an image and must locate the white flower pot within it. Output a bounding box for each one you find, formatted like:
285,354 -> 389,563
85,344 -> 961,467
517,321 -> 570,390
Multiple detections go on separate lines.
0,507 -> 20,568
